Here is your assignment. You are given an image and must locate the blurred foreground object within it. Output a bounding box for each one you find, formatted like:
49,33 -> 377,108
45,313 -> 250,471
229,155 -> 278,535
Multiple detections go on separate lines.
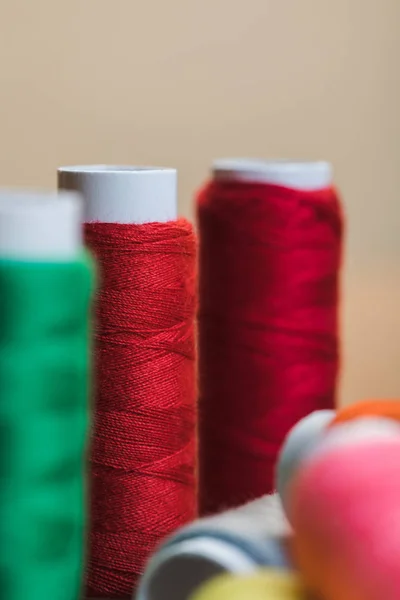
137,494 -> 290,600
332,398 -> 400,425
276,409 -> 335,515
0,190 -> 93,600
189,569 -> 309,600
290,418 -> 400,600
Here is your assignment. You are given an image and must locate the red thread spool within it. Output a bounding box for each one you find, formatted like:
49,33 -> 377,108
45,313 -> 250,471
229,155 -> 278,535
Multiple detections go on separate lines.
59,166 -> 198,598
197,159 -> 343,515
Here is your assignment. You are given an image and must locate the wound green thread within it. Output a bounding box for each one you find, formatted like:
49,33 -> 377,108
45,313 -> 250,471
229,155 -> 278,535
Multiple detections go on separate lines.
0,253 -> 94,600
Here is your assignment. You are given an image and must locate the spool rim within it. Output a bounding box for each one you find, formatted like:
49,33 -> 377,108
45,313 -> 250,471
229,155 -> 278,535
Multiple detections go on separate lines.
137,537 -> 255,600
58,164 -> 178,224
58,165 -> 176,174
212,158 -> 333,191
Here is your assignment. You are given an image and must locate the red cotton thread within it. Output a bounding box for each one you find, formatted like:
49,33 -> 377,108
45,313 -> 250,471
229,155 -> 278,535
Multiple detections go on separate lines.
197,179 -> 343,515
85,219 -> 198,598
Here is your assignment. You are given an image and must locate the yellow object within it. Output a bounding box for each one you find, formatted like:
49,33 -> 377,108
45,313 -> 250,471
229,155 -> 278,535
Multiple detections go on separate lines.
189,569 -> 308,600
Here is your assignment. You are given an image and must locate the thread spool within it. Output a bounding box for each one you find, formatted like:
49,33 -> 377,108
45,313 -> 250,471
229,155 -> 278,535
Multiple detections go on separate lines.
59,166 -> 197,597
289,419 -> 400,600
276,410 -> 335,514
137,494 -> 291,600
189,570 -> 308,600
198,159 -> 342,515
0,190 -> 93,600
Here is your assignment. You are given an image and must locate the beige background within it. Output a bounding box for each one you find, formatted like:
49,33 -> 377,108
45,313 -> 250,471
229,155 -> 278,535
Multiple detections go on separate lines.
0,0 -> 399,404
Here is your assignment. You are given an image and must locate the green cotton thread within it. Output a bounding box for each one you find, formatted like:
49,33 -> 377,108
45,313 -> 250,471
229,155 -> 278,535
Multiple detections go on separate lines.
0,253 -> 94,600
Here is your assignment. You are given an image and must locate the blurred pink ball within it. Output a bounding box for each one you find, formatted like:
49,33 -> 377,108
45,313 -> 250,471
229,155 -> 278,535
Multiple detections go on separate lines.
290,434 -> 400,600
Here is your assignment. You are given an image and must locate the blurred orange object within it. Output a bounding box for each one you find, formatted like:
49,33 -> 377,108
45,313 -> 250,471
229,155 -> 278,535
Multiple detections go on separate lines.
332,399 -> 400,425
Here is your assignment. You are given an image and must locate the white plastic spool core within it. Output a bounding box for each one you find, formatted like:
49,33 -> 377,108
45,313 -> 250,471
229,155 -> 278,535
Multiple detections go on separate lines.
212,159 -> 332,191
58,165 -> 177,224
0,190 -> 82,260
137,537 -> 255,600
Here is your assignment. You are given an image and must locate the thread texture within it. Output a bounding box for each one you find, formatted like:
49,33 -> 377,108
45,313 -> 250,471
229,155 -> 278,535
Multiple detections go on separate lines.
0,255 -> 93,600
197,180 -> 343,514
85,219 -> 197,597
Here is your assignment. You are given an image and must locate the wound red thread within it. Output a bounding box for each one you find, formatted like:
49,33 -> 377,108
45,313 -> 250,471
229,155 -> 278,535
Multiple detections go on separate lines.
85,219 -> 198,598
197,181 -> 343,515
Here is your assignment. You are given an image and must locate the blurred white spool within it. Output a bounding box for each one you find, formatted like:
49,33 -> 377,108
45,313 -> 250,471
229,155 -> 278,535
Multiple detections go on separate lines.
0,189 -> 82,260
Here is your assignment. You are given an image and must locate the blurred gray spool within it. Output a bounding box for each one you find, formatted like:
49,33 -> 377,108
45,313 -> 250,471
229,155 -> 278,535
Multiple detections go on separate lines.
136,494 -> 291,600
276,409 -> 335,515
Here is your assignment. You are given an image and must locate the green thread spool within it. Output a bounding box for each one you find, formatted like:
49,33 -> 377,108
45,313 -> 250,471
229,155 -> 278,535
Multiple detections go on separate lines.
189,570 -> 308,600
0,191 -> 94,600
